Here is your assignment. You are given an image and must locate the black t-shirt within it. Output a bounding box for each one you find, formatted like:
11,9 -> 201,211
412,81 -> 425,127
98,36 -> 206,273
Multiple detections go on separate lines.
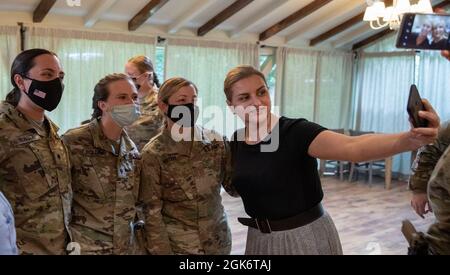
230,117 -> 327,220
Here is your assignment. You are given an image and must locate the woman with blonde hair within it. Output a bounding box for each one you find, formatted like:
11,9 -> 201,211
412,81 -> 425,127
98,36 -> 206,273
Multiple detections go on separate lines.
125,55 -> 164,150
224,65 -> 440,255
139,77 -> 238,255
431,20 -> 449,49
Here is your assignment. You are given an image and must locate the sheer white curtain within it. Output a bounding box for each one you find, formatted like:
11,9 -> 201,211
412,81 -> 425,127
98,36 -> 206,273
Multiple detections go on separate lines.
417,51 -> 450,122
277,48 -> 318,121
354,50 -> 416,176
0,26 -> 20,100
316,51 -> 353,128
27,27 -> 156,133
362,33 -> 407,53
276,47 -> 353,129
165,38 -> 259,138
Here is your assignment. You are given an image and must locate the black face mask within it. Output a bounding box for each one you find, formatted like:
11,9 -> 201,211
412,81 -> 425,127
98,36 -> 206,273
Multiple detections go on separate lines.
23,76 -> 64,111
167,103 -> 199,127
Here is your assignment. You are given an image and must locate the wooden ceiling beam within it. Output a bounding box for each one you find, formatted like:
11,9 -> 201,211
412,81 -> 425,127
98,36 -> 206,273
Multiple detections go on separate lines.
352,28 -> 393,50
309,0 -> 393,46
310,13 -> 364,46
33,0 -> 57,23
230,0 -> 291,39
197,0 -> 254,37
128,0 -> 169,31
259,0 -> 332,41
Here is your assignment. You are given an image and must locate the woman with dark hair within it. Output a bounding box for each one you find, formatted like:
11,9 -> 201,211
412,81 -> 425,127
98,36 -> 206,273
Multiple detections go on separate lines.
124,55 -> 164,150
62,73 -> 145,255
0,48 -> 72,255
223,65 -> 440,255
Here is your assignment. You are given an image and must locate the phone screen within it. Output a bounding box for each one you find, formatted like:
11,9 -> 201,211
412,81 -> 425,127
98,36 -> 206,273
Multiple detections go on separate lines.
396,13 -> 450,50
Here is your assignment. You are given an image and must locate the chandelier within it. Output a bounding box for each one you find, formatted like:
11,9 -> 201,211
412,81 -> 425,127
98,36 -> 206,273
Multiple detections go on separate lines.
66,0 -> 81,7
363,0 -> 433,30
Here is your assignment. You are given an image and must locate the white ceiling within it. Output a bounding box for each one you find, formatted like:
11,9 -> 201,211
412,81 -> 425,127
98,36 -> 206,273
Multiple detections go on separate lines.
0,0 -> 442,50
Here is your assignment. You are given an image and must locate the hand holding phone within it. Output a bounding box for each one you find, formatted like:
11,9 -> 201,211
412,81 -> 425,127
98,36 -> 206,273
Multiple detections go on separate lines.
407,84 -> 428,128
396,13 -> 450,51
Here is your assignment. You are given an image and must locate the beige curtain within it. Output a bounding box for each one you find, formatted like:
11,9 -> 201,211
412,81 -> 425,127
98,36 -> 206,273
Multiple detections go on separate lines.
26,26 -> 156,133
165,38 -> 259,137
0,26 -> 20,100
276,47 -> 353,129
354,34 -> 416,176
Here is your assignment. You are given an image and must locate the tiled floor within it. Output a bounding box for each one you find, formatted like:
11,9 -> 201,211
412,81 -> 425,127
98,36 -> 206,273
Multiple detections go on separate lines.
222,176 -> 435,255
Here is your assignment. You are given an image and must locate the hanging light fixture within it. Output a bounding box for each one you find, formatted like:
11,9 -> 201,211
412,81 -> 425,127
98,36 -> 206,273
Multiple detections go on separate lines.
363,0 -> 433,30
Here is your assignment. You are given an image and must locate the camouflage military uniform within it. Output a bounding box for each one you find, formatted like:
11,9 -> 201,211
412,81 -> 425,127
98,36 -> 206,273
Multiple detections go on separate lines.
62,119 -> 143,255
140,126 -> 238,255
424,144 -> 450,254
125,91 -> 164,151
409,121 -> 450,193
410,121 -> 450,254
0,102 -> 72,255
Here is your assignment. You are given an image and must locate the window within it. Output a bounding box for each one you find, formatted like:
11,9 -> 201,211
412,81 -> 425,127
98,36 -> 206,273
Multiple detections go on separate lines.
155,45 -> 165,82
259,47 -> 277,109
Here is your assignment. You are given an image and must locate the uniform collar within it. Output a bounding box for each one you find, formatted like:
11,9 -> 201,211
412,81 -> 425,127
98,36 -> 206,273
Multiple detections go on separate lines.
88,118 -> 137,156
138,90 -> 157,107
0,101 -> 59,138
161,125 -> 211,156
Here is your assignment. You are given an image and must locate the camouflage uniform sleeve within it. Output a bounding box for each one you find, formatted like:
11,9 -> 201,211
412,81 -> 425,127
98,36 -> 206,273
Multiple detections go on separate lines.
409,122 -> 450,194
0,140 -> 9,187
61,134 -> 74,169
139,151 -> 173,255
0,132 -> 11,164
221,137 -> 239,197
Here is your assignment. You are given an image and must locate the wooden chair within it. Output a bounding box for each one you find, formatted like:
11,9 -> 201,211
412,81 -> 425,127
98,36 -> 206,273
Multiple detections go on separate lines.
319,129 -> 349,181
347,130 -> 384,185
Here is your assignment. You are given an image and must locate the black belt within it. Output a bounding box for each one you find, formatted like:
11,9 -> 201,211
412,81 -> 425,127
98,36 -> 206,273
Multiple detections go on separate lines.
238,204 -> 324,234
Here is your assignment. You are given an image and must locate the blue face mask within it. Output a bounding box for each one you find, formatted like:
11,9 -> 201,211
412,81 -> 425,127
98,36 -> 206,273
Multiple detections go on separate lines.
109,104 -> 141,127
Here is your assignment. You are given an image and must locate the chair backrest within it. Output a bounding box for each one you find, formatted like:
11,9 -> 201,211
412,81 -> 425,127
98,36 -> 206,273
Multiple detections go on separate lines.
348,129 -> 375,136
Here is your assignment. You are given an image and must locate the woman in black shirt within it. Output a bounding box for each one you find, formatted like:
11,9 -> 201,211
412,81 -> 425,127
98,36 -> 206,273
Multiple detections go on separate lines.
224,65 -> 440,255
431,20 -> 449,49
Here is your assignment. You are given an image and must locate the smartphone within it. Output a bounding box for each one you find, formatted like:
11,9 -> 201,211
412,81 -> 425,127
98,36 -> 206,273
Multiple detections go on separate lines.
396,13 -> 450,50
407,84 -> 428,128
